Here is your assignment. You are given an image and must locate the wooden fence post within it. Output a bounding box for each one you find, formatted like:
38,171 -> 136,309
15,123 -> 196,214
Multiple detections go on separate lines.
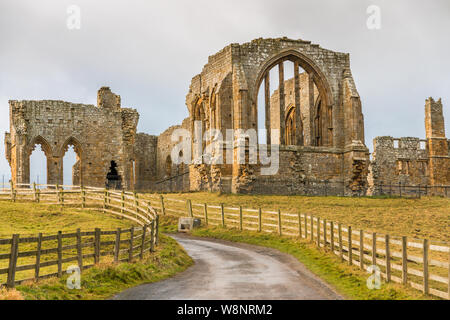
35,232 -> 43,279
140,225 -> 147,260
155,215 -> 159,246
338,223 -> 343,261
448,248 -> 450,300
323,219 -> 327,247
7,234 -> 19,288
121,190 -> 125,214
33,182 -> 37,202
129,227 -> 134,262
36,188 -> 40,203
372,232 -> 377,267
385,234 -> 391,283
61,188 -> 64,206
278,209 -> 282,236
103,189 -> 108,212
423,239 -> 429,295
204,203 -> 208,226
133,191 -> 138,209
304,214 -> 307,239
330,221 -> 334,252
348,226 -> 352,265
150,222 -> 155,253
56,184 -> 61,204
316,218 -> 320,247
94,228 -> 101,264
187,199 -> 193,217
359,230 -> 364,270
239,206 -> 243,231
77,228 -> 83,270
114,228 -> 121,262
298,212 -> 302,238
11,182 -> 16,202
258,207 -> 262,232
81,187 -> 86,208
402,236 -> 408,285
221,204 -> 225,227
57,231 -> 63,277
160,195 -> 166,215
310,215 -> 314,242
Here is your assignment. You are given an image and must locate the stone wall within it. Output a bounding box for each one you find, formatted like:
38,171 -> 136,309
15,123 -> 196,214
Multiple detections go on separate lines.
5,87 -> 139,189
368,98 -> 449,196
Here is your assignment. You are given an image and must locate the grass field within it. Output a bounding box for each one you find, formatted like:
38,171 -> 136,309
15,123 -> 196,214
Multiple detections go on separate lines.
154,193 -> 450,242
0,201 -> 134,237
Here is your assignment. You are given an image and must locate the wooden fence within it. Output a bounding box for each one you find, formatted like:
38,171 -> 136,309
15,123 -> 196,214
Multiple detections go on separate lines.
0,183 -> 159,288
1,183 -> 448,299
141,194 -> 450,300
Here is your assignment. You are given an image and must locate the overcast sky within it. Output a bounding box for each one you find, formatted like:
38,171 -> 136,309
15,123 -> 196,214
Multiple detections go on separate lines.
0,0 -> 449,183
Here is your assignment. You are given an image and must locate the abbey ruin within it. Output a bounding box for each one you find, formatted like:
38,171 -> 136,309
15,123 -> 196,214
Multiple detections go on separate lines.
4,38 -> 449,196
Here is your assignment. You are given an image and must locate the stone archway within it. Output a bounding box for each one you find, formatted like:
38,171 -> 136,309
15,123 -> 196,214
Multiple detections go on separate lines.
253,49 -> 334,147
26,135 -> 54,185
59,136 -> 84,186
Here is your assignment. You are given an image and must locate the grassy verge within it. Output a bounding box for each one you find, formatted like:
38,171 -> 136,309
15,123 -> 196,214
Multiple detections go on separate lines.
0,234 -> 193,300
151,193 -> 450,242
159,216 -> 432,300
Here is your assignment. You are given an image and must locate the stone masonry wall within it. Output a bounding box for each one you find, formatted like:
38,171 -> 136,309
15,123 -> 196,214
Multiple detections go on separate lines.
5,87 -> 139,189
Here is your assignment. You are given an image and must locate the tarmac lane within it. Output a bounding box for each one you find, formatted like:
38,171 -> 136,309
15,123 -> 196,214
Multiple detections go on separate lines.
112,234 -> 342,300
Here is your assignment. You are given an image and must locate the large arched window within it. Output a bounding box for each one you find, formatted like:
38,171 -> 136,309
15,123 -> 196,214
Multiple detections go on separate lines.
28,136 -> 52,185
314,100 -> 323,146
192,98 -> 207,161
254,50 -> 334,147
285,105 -> 296,145
60,137 -> 83,186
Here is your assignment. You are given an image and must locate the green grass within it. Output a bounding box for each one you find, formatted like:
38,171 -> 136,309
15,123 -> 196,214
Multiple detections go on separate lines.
9,234 -> 193,300
0,200 -> 133,236
159,216 -> 434,300
154,193 -> 450,242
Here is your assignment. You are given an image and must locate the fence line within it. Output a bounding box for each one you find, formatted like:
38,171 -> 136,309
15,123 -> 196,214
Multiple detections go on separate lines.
1,184 -> 448,299
145,194 -> 450,300
0,183 -> 159,288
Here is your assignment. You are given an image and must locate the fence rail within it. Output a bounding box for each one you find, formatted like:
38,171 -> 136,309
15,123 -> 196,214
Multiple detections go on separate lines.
0,183 -> 159,288
141,194 -> 450,300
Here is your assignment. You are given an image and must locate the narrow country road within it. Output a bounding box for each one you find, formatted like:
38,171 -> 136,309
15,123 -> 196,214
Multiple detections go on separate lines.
113,234 -> 342,300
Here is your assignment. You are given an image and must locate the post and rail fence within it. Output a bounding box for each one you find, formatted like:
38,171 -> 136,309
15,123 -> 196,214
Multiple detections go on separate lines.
0,183 -> 158,288
142,193 -> 450,300
0,182 -> 448,299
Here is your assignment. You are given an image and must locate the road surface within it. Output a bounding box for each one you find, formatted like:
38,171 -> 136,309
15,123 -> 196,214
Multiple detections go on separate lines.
113,234 -> 342,300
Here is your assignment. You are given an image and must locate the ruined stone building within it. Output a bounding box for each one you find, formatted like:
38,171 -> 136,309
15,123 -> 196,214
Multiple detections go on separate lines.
5,87 -> 139,189
368,98 -> 450,195
185,37 -> 368,195
4,37 -> 449,195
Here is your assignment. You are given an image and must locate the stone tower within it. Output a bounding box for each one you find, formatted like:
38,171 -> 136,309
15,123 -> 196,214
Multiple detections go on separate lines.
425,97 -> 449,187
